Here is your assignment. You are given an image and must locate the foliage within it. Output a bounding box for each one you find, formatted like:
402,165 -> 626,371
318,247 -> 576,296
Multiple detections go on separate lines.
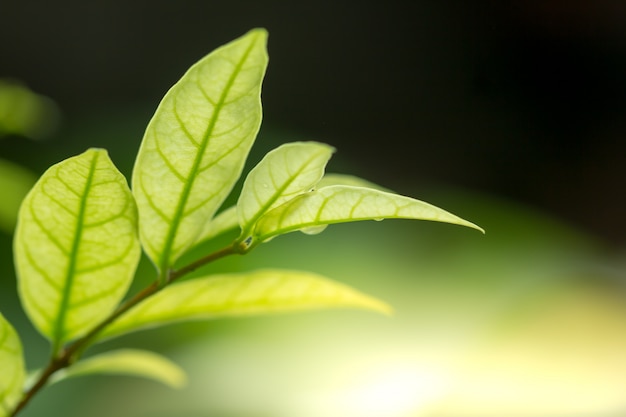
1,28 -> 482,416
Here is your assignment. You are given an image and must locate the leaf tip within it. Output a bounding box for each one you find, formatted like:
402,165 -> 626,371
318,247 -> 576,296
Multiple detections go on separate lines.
246,27 -> 269,45
466,221 -> 485,235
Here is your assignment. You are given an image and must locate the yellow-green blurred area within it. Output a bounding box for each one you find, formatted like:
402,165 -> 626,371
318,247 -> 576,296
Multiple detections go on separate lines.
2,2 -> 626,416
1,106 -> 625,416
0,80 -> 59,141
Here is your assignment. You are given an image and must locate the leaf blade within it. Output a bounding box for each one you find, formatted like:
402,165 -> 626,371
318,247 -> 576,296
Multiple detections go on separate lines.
237,142 -> 334,237
50,349 -> 186,389
99,269 -> 391,341
254,185 -> 484,242
14,149 -> 140,349
0,314 -> 26,417
132,29 -> 269,271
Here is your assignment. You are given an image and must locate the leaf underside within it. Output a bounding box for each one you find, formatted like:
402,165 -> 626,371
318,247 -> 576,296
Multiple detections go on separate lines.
254,185 -> 484,242
0,314 -> 25,417
237,142 -> 334,237
99,269 -> 391,341
50,349 -> 186,389
132,28 -> 269,271
14,149 -> 140,349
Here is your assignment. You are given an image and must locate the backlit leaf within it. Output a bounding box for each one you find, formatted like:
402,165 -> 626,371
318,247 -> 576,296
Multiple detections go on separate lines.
0,314 -> 25,417
315,173 -> 391,192
99,269 -> 391,341
14,149 -> 140,351
50,349 -> 186,389
237,142 -> 334,237
195,205 -> 239,244
254,185 -> 484,243
132,29 -> 268,272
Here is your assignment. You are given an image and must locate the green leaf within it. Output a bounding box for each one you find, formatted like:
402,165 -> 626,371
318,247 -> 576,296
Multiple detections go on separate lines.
194,205 -> 239,245
315,173 -> 391,191
0,313 -> 25,417
254,185 -> 484,243
99,269 -> 391,341
14,149 -> 141,352
50,349 -> 186,389
132,28 -> 269,272
0,158 -> 37,234
237,142 -> 334,237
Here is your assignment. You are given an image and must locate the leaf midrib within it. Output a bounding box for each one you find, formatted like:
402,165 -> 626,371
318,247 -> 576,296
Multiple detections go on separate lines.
158,35 -> 259,272
241,148 -> 328,238
51,152 -> 98,353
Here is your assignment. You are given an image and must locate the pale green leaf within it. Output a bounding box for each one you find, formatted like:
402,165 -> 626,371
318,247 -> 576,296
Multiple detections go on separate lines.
50,349 -> 186,389
238,142 -> 334,237
0,158 -> 36,234
195,205 -> 239,244
132,29 -> 269,271
315,173 -> 391,192
14,149 -> 141,351
99,269 -> 391,341
0,313 -> 25,417
254,185 -> 484,243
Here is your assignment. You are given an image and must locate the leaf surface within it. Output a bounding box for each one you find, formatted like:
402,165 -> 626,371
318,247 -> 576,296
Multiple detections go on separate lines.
99,269 -> 391,340
14,149 -> 140,351
50,349 -> 186,389
254,185 -> 484,242
0,314 -> 25,417
132,28 -> 268,271
237,142 -> 334,237
195,205 -> 239,244
315,173 -> 391,192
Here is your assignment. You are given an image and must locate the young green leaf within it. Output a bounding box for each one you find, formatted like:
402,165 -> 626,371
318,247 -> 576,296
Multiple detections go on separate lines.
49,349 -> 186,389
237,142 -> 334,237
132,28 -> 269,272
14,149 -> 140,352
99,269 -> 391,341
315,173 -> 392,191
195,205 -> 239,244
0,314 -> 25,417
253,185 -> 484,243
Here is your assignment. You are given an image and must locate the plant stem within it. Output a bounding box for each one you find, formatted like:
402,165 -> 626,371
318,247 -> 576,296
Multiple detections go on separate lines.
10,242 -> 239,417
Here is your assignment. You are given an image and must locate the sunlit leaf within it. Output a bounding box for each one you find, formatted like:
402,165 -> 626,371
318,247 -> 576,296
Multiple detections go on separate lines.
50,349 -> 186,389
254,185 -> 484,243
99,269 -> 391,341
0,158 -> 36,234
132,29 -> 268,272
0,313 -> 25,417
14,149 -> 141,352
195,206 -> 239,244
238,142 -> 334,237
316,173 -> 391,192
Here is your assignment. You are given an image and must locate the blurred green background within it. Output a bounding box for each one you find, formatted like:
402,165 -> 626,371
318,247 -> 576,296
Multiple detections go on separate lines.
2,2 -> 626,416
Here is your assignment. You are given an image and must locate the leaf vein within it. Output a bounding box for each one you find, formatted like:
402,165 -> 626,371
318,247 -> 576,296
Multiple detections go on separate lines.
172,105 -> 201,148
52,152 -> 99,349
23,244 -> 62,290
29,204 -> 70,256
154,134 -> 187,182
158,37 -> 258,269
138,174 -> 170,222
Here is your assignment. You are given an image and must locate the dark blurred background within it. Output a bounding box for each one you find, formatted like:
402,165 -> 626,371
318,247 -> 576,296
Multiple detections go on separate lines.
1,0 -> 625,245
